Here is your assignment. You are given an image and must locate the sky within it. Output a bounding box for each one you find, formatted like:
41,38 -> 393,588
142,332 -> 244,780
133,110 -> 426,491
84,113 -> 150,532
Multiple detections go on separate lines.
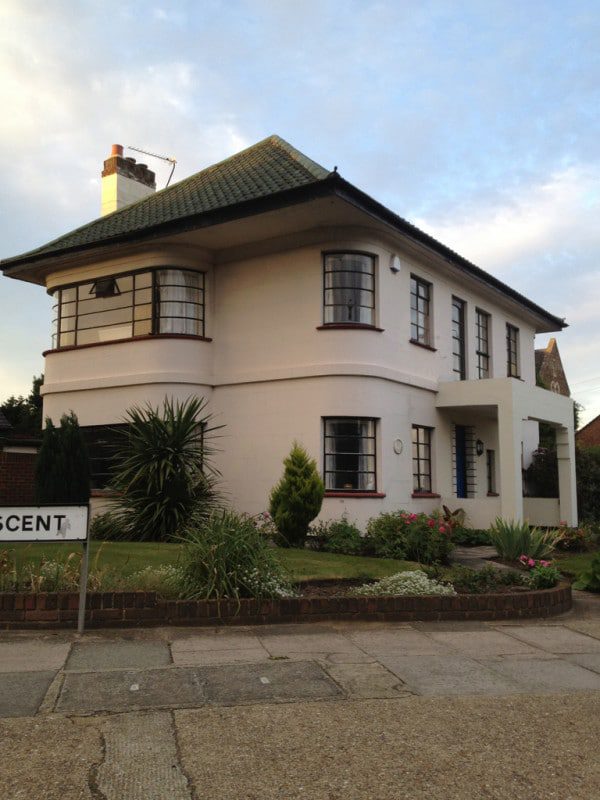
0,0 -> 599,424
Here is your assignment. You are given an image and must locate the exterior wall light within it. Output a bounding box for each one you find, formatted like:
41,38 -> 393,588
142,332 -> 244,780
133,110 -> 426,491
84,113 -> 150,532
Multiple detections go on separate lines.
390,254 -> 401,274
476,439 -> 484,456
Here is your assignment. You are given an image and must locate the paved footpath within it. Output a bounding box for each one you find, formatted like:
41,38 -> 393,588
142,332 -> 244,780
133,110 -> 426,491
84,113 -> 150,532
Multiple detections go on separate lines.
1,611 -> 600,799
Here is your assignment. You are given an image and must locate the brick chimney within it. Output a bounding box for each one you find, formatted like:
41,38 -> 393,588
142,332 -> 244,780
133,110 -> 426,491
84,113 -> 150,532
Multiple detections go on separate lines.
101,144 -> 156,215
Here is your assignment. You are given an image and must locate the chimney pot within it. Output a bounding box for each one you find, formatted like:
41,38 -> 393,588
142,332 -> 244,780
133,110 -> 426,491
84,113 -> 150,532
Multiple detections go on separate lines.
111,144 -> 124,157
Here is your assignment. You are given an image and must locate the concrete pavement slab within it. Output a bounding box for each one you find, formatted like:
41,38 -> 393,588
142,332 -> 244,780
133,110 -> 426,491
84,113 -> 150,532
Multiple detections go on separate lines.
175,694 -> 600,800
0,715 -> 103,800
258,631 -> 364,656
324,661 -> 410,698
66,640 -> 171,671
57,666 -> 207,714
563,620 -> 600,639
172,646 -> 269,666
0,641 -> 70,672
378,654 -> 520,695
428,629 -> 547,658
480,657 -> 600,692
96,711 -> 192,800
348,628 -> 449,656
566,653 -> 600,674
203,660 -> 342,705
171,632 -> 264,652
501,625 -> 600,653
0,671 -> 57,717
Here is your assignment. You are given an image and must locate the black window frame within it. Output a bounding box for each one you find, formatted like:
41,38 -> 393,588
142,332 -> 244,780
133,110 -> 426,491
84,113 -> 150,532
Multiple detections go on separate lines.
506,323 -> 520,378
322,251 -> 376,327
323,416 -> 377,493
51,266 -> 206,349
412,425 -> 433,493
486,449 -> 497,494
410,275 -> 432,347
475,309 -> 491,379
451,296 -> 466,379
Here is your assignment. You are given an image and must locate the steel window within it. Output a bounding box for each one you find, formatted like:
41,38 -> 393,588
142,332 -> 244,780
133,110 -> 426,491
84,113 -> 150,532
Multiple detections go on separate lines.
410,276 -> 431,346
476,309 -> 491,378
506,323 -> 520,377
486,449 -> 497,494
451,297 -> 466,379
412,425 -> 432,493
323,252 -> 375,325
323,417 -> 377,491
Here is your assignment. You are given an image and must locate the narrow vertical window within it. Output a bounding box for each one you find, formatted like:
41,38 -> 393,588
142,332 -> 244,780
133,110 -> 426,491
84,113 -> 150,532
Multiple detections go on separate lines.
323,418 -> 377,492
486,450 -> 497,494
410,276 -> 432,346
451,297 -> 466,379
323,253 -> 375,326
412,425 -> 432,493
476,309 -> 491,378
506,324 -> 520,377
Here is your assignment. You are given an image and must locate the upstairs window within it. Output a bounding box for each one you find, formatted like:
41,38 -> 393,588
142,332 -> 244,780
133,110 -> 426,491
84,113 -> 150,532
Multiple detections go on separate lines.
323,417 -> 377,492
51,267 -> 205,349
451,296 -> 466,379
506,323 -> 520,378
410,275 -> 432,346
476,309 -> 491,378
323,252 -> 375,326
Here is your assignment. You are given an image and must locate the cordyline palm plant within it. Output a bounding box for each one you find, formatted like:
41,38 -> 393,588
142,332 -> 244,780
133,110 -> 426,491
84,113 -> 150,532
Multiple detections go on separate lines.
109,396 -> 223,541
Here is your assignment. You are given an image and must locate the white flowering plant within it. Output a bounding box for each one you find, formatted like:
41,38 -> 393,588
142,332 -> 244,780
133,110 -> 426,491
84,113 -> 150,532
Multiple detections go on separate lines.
351,570 -> 456,597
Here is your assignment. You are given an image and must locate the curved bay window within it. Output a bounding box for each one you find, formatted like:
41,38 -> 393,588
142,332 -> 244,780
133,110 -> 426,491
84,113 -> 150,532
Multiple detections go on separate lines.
51,267 -> 205,348
324,417 -> 377,492
323,252 -> 375,326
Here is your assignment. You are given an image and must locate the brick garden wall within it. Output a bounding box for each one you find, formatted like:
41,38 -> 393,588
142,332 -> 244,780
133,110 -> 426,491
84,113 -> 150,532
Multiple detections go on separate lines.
0,449 -> 37,505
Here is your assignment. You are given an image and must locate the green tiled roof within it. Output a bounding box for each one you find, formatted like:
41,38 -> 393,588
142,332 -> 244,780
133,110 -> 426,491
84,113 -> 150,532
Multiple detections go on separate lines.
2,135 -> 331,268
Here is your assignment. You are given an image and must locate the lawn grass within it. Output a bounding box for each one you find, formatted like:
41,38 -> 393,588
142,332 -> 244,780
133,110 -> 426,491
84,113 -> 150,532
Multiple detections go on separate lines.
2,541 -> 418,583
554,550 -> 599,580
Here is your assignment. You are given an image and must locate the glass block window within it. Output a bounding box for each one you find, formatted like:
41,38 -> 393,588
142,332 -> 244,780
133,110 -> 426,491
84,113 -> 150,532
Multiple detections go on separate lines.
323,417 -> 377,491
323,252 -> 375,325
410,276 -> 431,346
412,425 -> 432,493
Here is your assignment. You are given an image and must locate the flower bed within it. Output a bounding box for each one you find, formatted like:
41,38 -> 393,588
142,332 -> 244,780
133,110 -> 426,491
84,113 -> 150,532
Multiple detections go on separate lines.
0,582 -> 572,629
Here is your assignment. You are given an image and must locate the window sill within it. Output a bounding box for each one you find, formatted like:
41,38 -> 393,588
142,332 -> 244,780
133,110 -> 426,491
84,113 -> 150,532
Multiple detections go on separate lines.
43,333 -> 213,356
324,491 -> 386,498
409,339 -> 437,352
411,492 -> 441,499
317,324 -> 384,332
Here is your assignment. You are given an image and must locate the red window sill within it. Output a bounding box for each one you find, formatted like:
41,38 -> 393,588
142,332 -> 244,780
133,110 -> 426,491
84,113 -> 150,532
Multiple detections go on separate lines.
317,324 -> 384,332
411,492 -> 441,499
324,491 -> 386,498
409,339 -> 437,352
43,333 -> 212,357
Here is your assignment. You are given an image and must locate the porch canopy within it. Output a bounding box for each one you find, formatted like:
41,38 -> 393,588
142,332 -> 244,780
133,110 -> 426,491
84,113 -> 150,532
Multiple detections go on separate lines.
436,378 -> 577,526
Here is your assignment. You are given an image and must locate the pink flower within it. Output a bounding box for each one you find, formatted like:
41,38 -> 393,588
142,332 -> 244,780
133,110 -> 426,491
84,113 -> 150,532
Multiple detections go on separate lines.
409,513 -> 417,522
528,558 -> 536,568
427,519 -> 435,528
539,560 -> 551,568
519,555 -> 529,565
439,526 -> 446,534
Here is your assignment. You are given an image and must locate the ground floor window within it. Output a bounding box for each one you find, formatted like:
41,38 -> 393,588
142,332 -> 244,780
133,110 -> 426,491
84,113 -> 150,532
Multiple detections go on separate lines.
412,425 -> 432,492
323,417 -> 377,491
486,449 -> 497,494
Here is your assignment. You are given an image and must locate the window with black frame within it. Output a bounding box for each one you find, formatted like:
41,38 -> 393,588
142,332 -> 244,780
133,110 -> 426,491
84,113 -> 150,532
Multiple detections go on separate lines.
51,267 -> 205,349
476,309 -> 491,378
323,417 -> 377,491
506,323 -> 520,377
451,296 -> 466,379
323,252 -> 375,326
410,275 -> 431,346
412,425 -> 432,493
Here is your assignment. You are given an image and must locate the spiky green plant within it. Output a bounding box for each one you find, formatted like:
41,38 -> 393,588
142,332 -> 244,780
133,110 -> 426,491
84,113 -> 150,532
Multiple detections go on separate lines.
109,396 -> 222,541
269,442 -> 324,548
488,518 -> 561,561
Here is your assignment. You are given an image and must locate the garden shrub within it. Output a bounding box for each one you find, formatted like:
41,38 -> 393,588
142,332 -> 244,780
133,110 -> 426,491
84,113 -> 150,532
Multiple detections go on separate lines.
35,412 -> 90,503
436,564 -> 526,593
269,442 -> 324,548
555,522 -> 596,552
90,511 -> 124,541
177,509 -> 294,600
451,528 -> 492,547
351,570 -> 456,597
364,511 -> 453,564
573,553 -> 600,593
309,517 -> 364,555
526,564 -> 561,589
109,396 -> 222,542
488,518 -> 560,561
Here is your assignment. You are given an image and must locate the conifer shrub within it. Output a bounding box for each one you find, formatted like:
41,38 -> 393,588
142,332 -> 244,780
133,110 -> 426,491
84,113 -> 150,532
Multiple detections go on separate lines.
34,412 -> 90,503
269,442 -> 325,548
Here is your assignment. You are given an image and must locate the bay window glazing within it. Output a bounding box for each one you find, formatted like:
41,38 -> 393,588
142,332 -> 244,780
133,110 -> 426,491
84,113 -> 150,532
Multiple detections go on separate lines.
323,252 -> 375,325
324,417 -> 377,491
51,267 -> 205,348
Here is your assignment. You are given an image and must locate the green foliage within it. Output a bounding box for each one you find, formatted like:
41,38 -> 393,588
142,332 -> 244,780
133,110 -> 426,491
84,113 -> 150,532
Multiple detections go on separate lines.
575,446 -> 600,523
451,528 -> 492,547
525,448 -> 558,497
573,553 -> 600,592
526,565 -> 561,589
488,518 -> 560,561
89,511 -> 124,541
434,564 -> 526,593
351,570 -> 456,597
269,442 -> 324,548
555,522 -> 596,552
176,510 -> 294,600
0,375 -> 43,435
364,511 -> 454,564
310,517 -> 364,555
109,396 -> 222,542
34,412 -> 90,503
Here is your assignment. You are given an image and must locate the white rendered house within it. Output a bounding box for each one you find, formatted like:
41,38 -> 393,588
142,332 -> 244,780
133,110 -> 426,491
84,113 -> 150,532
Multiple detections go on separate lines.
1,137 -> 577,529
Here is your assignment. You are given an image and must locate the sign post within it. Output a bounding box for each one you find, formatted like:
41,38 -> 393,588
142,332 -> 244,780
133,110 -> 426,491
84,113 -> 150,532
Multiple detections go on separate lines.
0,504 -> 91,633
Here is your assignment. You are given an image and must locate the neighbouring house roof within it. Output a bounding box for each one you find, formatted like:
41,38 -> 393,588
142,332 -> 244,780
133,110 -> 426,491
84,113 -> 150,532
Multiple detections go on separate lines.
535,338 -> 570,397
0,410 -> 12,431
1,135 -> 566,331
576,414 -> 600,447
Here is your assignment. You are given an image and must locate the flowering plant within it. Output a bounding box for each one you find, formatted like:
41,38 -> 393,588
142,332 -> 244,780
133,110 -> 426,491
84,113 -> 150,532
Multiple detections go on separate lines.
364,510 -> 454,563
519,555 -> 552,569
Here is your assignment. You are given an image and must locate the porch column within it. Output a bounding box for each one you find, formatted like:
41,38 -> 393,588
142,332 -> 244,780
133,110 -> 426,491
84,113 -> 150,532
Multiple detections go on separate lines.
556,425 -> 578,526
497,403 -> 524,522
